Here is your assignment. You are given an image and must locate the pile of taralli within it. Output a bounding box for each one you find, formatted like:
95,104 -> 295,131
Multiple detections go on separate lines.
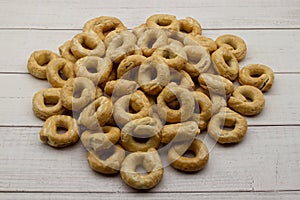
27,14 -> 274,190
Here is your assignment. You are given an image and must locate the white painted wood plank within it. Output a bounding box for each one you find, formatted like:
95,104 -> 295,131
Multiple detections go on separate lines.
0,126 -> 299,192
0,0 -> 299,29
0,192 -> 299,199
1,29 -> 299,73
0,74 -> 299,126
0,74 -> 50,126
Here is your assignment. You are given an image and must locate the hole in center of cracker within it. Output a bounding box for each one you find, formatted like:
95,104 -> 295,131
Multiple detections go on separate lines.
56,127 -> 68,134
98,146 -> 115,160
182,150 -> 196,158
133,136 -> 150,144
135,164 -> 149,175
44,96 -> 59,107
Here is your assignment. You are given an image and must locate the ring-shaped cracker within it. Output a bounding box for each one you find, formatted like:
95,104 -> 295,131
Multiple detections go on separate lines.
113,90 -> 152,127
137,29 -> 168,57
75,56 -> 112,84
216,34 -> 247,61
190,91 -> 212,130
178,17 -> 202,36
59,41 -> 78,63
46,58 -> 75,88
27,50 -> 59,79
81,126 -> 121,152
117,55 -> 146,79
198,73 -> 234,95
146,14 -> 179,31
157,83 -> 195,123
120,148 -> 164,190
107,79 -> 139,100
121,117 -> 161,152
169,69 -> 195,90
83,16 -> 127,40
87,144 -> 125,174
40,115 -> 79,147
208,108 -> 248,144
187,35 -> 217,53
61,77 -> 96,111
138,56 -> 170,95
152,43 -> 187,70
183,45 -> 211,77
239,64 -> 274,92
70,32 -> 105,58
32,88 -> 67,120
228,85 -> 265,116
78,96 -> 113,130
105,31 -> 139,63
168,139 -> 209,172
211,47 -> 239,81
161,121 -> 200,144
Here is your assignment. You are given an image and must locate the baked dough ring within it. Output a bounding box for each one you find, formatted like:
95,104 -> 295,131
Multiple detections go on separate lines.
188,35 -> 217,53
208,108 -> 248,144
105,31 -> 139,63
178,17 -> 202,36
161,121 -> 200,144
87,144 -> 125,174
70,32 -> 105,58
120,148 -> 164,190
113,90 -> 152,126
106,79 -> 139,99
132,23 -> 148,38
168,139 -> 209,172
32,88 -> 67,120
165,30 -> 186,46
157,83 -> 195,123
146,14 -> 179,31
216,34 -> 247,61
46,58 -> 75,88
239,64 -> 274,92
137,29 -> 168,57
75,56 -> 112,84
81,126 -> 121,152
61,77 -> 96,111
83,16 -> 127,40
152,43 -> 187,70
198,73 -> 234,95
99,68 -> 117,89
169,69 -> 195,90
211,47 -> 239,81
40,115 -> 79,147
59,40 -> 78,63
228,85 -> 265,116
27,50 -> 59,79
190,91 -> 212,130
78,96 -> 113,130
210,94 -> 227,115
138,56 -> 170,95
117,55 -> 146,79
183,45 -> 211,77
121,117 -> 161,152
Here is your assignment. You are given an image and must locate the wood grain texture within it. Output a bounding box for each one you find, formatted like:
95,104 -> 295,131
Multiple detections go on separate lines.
0,192 -> 299,199
0,73 -> 299,127
0,126 -> 299,192
1,29 -> 299,73
1,0 -> 300,197
0,0 -> 299,29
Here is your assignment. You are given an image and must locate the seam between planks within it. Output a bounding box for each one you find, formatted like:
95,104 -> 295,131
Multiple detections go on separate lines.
0,124 -> 299,128
0,27 -> 300,31
0,189 -> 300,194
1,72 -> 300,75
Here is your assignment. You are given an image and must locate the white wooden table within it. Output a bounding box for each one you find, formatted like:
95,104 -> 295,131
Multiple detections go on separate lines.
0,0 -> 300,199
